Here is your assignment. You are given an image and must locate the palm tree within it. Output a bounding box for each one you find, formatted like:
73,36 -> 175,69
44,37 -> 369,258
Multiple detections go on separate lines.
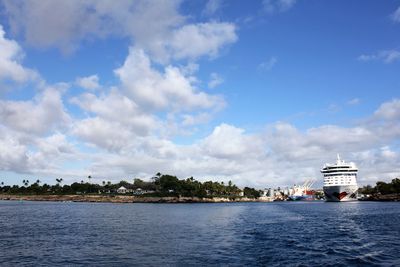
56,178 -> 63,186
36,179 -> 41,185
0,182 -> 4,186
22,180 -> 29,186
88,175 -> 92,184
102,181 -> 106,186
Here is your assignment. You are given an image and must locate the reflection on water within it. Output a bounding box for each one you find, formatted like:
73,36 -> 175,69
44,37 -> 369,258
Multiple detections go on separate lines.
0,201 -> 399,266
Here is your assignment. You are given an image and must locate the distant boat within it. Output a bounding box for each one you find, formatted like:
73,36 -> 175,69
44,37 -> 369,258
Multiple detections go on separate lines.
321,154 -> 358,202
288,179 -> 315,201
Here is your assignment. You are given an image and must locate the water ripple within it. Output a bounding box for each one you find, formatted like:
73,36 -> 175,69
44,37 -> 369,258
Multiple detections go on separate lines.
0,201 -> 400,266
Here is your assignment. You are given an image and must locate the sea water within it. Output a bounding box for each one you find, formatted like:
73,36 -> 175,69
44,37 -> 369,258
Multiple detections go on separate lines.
0,201 -> 399,266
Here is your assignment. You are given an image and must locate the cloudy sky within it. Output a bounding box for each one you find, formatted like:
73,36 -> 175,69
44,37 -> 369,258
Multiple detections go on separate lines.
0,0 -> 399,188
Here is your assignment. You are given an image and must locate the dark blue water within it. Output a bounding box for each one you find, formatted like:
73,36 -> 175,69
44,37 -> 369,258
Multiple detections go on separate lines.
0,201 -> 399,266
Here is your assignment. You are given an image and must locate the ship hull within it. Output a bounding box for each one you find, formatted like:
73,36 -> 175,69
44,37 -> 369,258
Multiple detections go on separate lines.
288,195 -> 314,201
323,185 -> 358,202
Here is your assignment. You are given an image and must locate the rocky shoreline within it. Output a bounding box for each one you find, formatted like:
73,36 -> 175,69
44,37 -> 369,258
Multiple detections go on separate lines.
0,194 -> 273,203
358,194 -> 400,201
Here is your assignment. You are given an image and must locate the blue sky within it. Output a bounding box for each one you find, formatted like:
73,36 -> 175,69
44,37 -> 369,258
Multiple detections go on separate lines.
0,0 -> 399,188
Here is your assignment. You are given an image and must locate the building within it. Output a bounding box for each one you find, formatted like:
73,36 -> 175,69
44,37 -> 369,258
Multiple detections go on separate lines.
117,186 -> 127,194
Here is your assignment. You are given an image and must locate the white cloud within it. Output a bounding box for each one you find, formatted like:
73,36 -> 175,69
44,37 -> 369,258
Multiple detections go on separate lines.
2,1 -> 237,63
0,86 -> 70,136
0,24 -> 37,82
391,6 -> 400,22
347,98 -> 360,105
114,47 -> 225,111
72,117 -> 135,152
0,126 -> 78,176
71,89 -> 159,152
203,0 -> 223,16
208,72 -> 224,88
3,97 -> 400,187
259,57 -> 277,71
263,0 -> 297,13
168,22 -> 237,61
201,123 -> 265,159
71,90 -> 157,135
358,50 -> 400,63
181,113 -> 212,126
76,75 -> 100,90
374,98 -> 400,121
2,0 -> 183,54
0,131 -> 29,172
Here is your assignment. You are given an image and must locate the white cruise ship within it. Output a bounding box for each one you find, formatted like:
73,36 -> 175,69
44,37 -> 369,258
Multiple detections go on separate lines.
321,154 -> 358,202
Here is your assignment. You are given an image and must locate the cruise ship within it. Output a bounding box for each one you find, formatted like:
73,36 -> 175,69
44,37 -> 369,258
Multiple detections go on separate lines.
321,154 -> 358,202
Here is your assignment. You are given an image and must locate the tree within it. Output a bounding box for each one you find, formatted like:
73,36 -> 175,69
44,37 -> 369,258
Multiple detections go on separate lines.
88,175 -> 92,183
243,187 -> 260,198
392,178 -> 400,194
56,178 -> 63,187
376,181 -> 393,195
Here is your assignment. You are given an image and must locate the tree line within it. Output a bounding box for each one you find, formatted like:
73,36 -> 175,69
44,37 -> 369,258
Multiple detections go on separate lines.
0,173 -> 262,198
359,178 -> 400,195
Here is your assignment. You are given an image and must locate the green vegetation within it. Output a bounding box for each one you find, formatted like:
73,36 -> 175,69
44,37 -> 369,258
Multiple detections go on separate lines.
0,174 -> 261,199
359,178 -> 400,195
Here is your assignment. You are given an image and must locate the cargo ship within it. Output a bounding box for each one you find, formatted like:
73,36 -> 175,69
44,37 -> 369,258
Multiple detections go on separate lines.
288,179 -> 315,201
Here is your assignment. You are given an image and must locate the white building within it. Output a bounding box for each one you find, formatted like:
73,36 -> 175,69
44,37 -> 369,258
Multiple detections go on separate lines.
117,186 -> 127,194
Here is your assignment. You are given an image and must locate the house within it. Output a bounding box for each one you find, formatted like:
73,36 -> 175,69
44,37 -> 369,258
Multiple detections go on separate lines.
133,188 -> 143,195
117,186 -> 127,194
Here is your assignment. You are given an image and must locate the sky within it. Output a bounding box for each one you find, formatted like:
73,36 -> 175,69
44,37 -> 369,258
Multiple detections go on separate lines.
0,0 -> 399,188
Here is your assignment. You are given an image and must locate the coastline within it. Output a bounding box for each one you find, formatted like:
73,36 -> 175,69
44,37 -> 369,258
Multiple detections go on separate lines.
358,194 -> 400,202
0,194 -> 273,203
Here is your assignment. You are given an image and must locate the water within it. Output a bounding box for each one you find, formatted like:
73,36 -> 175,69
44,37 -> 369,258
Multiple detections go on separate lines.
0,201 -> 399,266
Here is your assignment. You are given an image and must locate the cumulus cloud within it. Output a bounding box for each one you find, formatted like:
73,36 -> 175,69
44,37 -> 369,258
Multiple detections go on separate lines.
72,117 -> 136,152
0,24 -> 37,82
201,124 -> 265,159
0,86 -> 70,136
358,50 -> 400,63
374,98 -> 400,121
167,22 -> 237,61
2,0 -> 237,62
2,0 -> 183,54
1,1 -> 399,188
71,89 -> 159,151
3,97 -> 400,187
0,127 -> 78,176
0,131 -> 29,172
114,47 -> 225,111
76,75 -> 100,90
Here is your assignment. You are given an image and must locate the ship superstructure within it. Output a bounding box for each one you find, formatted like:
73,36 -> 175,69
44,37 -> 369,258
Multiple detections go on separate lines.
321,154 -> 358,201
288,179 -> 315,201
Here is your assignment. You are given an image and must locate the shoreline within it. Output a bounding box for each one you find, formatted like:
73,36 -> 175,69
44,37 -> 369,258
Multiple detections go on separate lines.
0,194 -> 274,203
1,194 -> 399,203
